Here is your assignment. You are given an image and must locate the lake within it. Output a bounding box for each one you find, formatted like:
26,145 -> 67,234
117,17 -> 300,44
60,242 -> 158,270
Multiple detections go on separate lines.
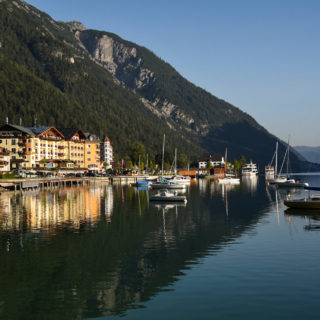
0,175 -> 320,319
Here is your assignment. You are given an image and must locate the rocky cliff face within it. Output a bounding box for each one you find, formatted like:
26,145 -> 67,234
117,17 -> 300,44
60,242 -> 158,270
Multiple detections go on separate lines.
77,30 -> 198,132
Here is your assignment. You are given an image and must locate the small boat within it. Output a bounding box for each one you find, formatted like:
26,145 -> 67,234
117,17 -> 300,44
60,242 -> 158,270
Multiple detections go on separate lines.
241,161 -> 258,177
284,187 -> 320,209
265,165 -> 275,178
151,177 -> 186,189
284,196 -> 320,209
276,179 -> 309,188
150,189 -> 187,202
169,175 -> 191,185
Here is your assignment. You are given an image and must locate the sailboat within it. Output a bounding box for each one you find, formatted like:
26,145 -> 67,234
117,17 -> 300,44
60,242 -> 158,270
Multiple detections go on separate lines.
169,148 -> 191,185
218,148 -> 240,184
268,140 -> 308,187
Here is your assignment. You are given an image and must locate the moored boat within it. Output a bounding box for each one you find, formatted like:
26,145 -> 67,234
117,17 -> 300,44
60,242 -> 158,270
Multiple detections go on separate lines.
169,175 -> 191,185
151,178 -> 186,189
284,187 -> 320,209
284,196 -> 320,209
241,161 -> 258,177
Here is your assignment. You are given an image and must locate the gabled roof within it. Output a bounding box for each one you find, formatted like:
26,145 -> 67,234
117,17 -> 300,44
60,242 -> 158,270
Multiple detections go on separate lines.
57,128 -> 86,140
27,126 -> 64,138
0,124 -> 35,136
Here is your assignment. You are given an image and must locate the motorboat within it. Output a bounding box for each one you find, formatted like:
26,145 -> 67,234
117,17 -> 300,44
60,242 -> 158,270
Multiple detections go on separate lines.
284,195 -> 320,209
284,186 -> 320,209
276,179 -> 309,188
241,161 -> 258,176
150,189 -> 187,202
151,178 -> 186,189
265,165 -> 275,178
169,175 -> 191,185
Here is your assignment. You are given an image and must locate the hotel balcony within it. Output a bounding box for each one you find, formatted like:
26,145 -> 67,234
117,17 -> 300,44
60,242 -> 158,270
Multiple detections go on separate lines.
58,153 -> 65,157
58,145 -> 65,149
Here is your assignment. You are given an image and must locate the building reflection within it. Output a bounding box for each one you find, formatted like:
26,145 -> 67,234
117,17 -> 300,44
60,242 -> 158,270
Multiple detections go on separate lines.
0,185 -> 114,233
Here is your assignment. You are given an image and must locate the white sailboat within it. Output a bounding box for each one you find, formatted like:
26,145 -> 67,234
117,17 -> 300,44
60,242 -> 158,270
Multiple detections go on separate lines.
268,140 -> 308,187
169,148 -> 191,185
218,148 -> 240,184
267,142 -> 287,184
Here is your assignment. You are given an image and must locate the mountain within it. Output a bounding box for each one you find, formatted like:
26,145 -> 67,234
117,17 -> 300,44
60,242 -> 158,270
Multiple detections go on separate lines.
294,146 -> 320,164
0,0 -> 316,170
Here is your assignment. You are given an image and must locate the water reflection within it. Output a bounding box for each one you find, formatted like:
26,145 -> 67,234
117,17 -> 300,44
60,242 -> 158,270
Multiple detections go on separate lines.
0,184 -> 114,233
0,179 -> 290,319
241,176 -> 258,193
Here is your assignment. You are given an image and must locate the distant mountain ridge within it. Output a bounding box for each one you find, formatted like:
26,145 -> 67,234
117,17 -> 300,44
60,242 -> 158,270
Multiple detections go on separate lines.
0,0 -> 317,170
294,146 -> 320,164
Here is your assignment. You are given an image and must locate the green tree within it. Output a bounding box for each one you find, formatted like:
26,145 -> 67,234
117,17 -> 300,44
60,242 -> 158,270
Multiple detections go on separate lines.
126,160 -> 133,170
178,153 -> 189,169
129,141 -> 146,165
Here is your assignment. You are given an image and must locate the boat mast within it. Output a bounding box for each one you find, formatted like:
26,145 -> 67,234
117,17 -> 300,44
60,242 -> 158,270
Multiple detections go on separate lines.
286,138 -> 290,178
224,147 -> 228,175
174,148 -> 177,175
275,142 -> 278,177
161,134 -> 165,176
146,153 -> 149,173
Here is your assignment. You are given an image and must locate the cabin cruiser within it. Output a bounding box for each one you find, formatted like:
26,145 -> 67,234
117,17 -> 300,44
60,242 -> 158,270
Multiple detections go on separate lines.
169,175 -> 191,185
241,161 -> 258,177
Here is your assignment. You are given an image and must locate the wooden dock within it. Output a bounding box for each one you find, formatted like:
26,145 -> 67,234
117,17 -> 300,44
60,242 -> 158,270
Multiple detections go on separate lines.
0,175 -> 158,192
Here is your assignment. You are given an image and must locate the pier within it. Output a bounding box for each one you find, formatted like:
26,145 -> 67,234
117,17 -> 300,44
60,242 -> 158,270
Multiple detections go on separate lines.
0,175 -> 158,192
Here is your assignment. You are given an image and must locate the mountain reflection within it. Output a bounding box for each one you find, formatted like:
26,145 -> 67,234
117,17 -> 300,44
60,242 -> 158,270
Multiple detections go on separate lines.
0,180 -> 271,319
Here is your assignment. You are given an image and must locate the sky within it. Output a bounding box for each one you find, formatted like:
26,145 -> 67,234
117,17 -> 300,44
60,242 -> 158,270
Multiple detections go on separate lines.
26,0 -> 320,146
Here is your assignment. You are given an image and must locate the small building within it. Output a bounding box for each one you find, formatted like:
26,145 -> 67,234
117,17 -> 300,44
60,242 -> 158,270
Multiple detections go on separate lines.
198,153 -> 224,169
84,133 -> 101,171
101,136 -> 113,169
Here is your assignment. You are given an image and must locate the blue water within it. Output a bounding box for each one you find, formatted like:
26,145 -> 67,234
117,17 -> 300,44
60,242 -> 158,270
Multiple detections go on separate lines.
0,175 -> 320,319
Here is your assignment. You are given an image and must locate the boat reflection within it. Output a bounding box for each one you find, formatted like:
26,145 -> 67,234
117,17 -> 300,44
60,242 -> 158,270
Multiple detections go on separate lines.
241,175 -> 258,193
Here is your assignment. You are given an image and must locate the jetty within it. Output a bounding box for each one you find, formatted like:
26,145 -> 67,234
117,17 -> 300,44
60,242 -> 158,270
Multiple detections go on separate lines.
0,175 -> 159,192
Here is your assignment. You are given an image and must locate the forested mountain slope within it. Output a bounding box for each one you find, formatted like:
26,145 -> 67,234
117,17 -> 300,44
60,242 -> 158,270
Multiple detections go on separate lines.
0,0 -> 314,170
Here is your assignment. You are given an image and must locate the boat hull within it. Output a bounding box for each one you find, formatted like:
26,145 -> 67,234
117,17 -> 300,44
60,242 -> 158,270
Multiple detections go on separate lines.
284,199 -> 320,209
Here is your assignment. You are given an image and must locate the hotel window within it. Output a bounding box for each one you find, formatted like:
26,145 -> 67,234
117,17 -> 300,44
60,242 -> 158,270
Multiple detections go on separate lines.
12,139 -> 16,145
87,151 -> 91,154
87,158 -> 91,161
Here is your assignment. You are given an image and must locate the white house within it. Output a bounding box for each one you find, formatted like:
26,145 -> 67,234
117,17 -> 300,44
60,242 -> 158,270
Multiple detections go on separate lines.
198,153 -> 224,168
102,137 -> 113,168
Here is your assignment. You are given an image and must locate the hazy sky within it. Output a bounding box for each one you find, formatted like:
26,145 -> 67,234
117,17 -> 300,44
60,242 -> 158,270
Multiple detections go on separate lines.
26,0 -> 320,146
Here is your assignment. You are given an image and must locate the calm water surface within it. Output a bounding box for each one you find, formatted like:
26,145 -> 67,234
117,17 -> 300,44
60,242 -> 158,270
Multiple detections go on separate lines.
0,175 -> 320,319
